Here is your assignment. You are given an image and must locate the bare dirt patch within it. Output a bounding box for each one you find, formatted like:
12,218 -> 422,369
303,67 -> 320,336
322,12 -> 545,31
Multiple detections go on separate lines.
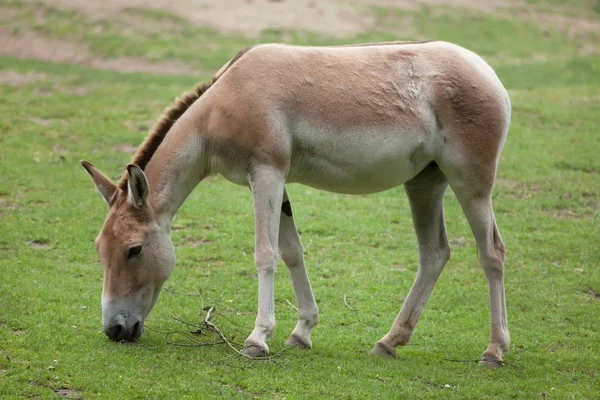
46,0 -> 515,37
6,0 -> 599,72
517,9 -> 600,54
0,29 -> 197,75
0,70 -> 47,86
369,0 -> 514,13
44,0 -> 600,40
54,387 -> 82,399
518,9 -> 600,37
55,85 -> 89,96
181,236 -> 212,247
0,6 -> 21,21
568,95 -> 600,106
29,117 -> 54,126
29,239 -> 50,249
497,179 -> 541,199
0,196 -> 19,212
542,207 -> 593,219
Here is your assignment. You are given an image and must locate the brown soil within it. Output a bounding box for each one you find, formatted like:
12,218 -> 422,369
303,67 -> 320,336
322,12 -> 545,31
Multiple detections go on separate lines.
45,0 -> 516,37
3,0 -> 598,73
0,29 -> 197,75
181,235 -> 212,247
29,239 -> 50,249
0,70 -> 47,86
54,387 -> 83,399
542,207 -> 593,219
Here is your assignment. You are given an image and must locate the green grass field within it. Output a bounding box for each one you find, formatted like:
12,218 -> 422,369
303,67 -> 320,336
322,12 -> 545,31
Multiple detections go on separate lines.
1,1 -> 599,398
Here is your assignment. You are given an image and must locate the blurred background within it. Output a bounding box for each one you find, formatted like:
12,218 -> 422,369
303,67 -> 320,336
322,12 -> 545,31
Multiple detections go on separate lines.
2,0 -> 598,81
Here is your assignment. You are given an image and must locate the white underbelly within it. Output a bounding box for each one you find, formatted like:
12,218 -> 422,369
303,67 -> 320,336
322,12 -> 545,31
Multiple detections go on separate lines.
287,125 -> 432,194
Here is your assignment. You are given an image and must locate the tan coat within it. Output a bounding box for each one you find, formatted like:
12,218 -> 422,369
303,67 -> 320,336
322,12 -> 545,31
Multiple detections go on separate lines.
82,41 -> 511,366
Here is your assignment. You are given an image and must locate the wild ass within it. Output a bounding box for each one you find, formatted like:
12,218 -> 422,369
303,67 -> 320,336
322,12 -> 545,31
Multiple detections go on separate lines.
81,41 -> 511,366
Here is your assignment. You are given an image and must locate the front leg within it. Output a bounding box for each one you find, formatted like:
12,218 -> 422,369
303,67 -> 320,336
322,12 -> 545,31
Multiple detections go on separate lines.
279,189 -> 319,349
243,165 -> 285,357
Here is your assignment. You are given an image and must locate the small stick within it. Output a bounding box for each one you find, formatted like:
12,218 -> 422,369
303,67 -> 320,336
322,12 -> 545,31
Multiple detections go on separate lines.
202,306 -> 257,360
344,294 -> 359,311
443,358 -> 525,371
170,316 -> 204,328
165,287 -> 203,297
167,305 -> 293,362
285,299 -> 298,311
271,345 -> 297,358
167,341 -> 225,347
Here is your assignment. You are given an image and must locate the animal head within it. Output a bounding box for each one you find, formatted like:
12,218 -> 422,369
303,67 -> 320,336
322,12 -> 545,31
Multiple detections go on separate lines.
81,161 -> 174,342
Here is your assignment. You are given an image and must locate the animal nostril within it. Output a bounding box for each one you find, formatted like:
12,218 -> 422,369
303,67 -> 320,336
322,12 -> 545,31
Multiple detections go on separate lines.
107,323 -> 126,342
131,321 -> 142,339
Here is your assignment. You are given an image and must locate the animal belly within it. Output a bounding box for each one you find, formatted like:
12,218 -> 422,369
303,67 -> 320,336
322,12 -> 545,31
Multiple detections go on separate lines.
287,128 -> 429,194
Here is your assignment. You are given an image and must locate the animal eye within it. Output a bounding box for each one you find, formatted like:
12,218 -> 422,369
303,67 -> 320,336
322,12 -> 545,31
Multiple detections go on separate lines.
127,245 -> 143,259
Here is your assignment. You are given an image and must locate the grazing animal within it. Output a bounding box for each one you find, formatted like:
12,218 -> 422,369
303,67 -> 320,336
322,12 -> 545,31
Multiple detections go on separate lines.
81,41 -> 511,366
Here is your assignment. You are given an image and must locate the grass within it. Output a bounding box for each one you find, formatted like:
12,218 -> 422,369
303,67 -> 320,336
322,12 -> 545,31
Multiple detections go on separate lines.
1,1 -> 599,399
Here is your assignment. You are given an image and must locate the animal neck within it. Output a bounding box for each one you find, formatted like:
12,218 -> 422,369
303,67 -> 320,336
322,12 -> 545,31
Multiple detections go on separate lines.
142,108 -> 211,226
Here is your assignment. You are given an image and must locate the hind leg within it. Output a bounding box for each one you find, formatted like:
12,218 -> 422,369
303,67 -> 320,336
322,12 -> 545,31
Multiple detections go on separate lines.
443,165 -> 509,367
371,163 -> 451,357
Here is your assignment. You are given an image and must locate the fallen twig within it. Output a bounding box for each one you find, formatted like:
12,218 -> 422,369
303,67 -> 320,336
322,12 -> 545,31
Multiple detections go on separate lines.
168,341 -> 226,347
285,299 -> 298,311
343,294 -> 359,311
443,358 -> 479,363
167,305 -> 293,363
201,306 -> 258,360
443,358 -> 525,371
204,305 -> 214,324
170,315 -> 204,329
165,287 -> 203,297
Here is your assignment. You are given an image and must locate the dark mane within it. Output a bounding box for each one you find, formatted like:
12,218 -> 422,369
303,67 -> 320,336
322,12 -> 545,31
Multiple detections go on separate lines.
116,79 -> 215,190
117,45 -> 258,191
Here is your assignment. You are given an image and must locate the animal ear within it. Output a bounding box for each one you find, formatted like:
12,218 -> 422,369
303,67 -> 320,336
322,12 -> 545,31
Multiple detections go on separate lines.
80,160 -> 118,206
126,164 -> 149,209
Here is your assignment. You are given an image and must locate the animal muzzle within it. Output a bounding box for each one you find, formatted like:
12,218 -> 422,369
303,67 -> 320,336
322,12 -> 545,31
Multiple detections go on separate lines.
104,314 -> 144,342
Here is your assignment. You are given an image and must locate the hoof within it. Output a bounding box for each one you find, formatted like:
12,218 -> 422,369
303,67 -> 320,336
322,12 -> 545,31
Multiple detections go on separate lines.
478,353 -> 504,368
285,333 -> 312,349
369,341 -> 398,358
242,342 -> 269,358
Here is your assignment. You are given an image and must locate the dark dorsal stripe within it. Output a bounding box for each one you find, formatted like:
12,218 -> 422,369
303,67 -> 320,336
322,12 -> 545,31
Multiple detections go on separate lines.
339,39 -> 439,48
117,45 -> 257,191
